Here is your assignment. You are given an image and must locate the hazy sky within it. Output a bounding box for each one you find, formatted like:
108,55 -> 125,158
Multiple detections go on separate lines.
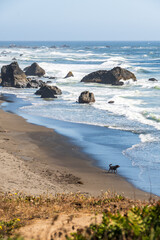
0,0 -> 160,41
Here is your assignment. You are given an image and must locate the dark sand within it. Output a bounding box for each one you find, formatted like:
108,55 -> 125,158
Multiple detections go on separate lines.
0,101 -> 158,200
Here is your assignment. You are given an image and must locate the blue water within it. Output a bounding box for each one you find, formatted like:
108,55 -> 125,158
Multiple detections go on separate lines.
0,41 -> 160,196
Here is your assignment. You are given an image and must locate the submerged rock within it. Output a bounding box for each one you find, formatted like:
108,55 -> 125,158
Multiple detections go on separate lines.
78,91 -> 95,104
1,51 -> 9,55
43,76 -> 56,79
50,45 -> 57,49
148,78 -> 158,82
64,71 -> 74,78
9,44 -> 17,48
61,44 -> 70,48
81,67 -> 136,86
35,85 -> 62,98
1,62 -> 28,88
24,62 -> 45,77
108,100 -> 114,104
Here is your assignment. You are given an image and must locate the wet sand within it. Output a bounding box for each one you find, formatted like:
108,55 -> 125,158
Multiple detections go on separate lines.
0,101 -> 158,200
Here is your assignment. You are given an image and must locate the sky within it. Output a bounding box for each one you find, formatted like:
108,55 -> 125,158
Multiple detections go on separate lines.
0,0 -> 160,41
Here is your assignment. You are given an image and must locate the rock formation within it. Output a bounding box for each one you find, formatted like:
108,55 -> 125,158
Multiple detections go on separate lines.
1,62 -> 28,88
35,85 -> 62,98
64,71 -> 74,78
78,91 -> 95,104
24,62 -> 45,77
26,79 -> 45,88
81,67 -> 136,86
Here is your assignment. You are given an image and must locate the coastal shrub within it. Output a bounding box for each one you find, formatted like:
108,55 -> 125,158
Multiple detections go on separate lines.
67,201 -> 160,240
0,219 -> 21,239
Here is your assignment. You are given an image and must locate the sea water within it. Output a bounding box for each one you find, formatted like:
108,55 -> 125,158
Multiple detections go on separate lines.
0,41 -> 160,195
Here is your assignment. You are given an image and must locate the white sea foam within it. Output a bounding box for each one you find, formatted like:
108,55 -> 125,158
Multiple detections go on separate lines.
139,134 -> 160,143
101,56 -> 131,69
121,46 -> 131,49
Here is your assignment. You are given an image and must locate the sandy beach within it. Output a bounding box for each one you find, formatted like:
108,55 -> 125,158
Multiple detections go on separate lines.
0,100 -> 158,201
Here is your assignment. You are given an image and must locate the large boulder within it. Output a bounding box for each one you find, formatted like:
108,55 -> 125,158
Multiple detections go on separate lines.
81,67 -> 136,86
1,62 -> 28,88
24,62 -> 45,77
64,71 -> 74,78
35,85 -> 62,98
78,91 -> 95,104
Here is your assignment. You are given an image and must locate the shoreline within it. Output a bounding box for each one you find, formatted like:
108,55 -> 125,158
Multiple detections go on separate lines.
0,98 -> 158,200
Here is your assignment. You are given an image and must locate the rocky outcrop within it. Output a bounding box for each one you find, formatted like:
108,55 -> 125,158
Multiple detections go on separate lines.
35,85 -> 62,98
24,62 -> 45,77
78,91 -> 95,104
64,71 -> 74,78
81,67 -> 137,86
1,62 -> 28,88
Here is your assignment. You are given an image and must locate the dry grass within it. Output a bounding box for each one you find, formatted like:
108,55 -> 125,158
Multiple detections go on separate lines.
0,191 -> 147,221
0,192 -> 157,239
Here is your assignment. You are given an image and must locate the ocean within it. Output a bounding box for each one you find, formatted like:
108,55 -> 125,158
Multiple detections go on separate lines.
0,41 -> 160,196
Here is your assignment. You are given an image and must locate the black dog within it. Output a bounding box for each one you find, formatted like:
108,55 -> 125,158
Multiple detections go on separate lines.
108,164 -> 120,173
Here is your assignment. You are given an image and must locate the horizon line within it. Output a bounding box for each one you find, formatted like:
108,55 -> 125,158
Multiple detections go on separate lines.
0,40 -> 160,42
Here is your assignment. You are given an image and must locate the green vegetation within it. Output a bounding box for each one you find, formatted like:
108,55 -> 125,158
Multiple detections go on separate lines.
0,237 -> 23,240
0,219 -> 22,240
67,201 -> 160,240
